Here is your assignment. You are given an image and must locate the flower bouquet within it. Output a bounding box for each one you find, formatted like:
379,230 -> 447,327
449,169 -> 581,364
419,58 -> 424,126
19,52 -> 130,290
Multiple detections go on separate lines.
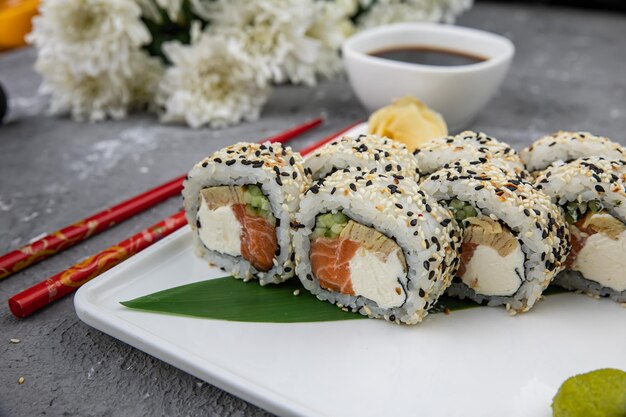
29,0 -> 472,128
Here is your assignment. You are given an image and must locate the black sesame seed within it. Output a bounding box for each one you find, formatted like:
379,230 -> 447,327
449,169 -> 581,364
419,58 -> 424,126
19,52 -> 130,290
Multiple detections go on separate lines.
474,185 -> 484,191
226,159 -> 236,166
389,315 -> 396,321
196,219 -> 201,228
395,203 -> 403,209
310,185 -> 319,194
419,288 -> 425,297
385,164 -> 393,172
349,183 -> 357,192
306,274 -> 313,281
330,187 -> 336,195
410,219 -> 418,226
214,158 -> 223,163
595,185 -> 605,193
275,177 -> 283,186
423,261 -> 430,270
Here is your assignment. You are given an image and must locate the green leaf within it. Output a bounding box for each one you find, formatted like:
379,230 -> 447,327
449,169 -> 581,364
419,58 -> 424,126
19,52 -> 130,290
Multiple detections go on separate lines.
120,276 -> 483,323
121,277 -> 366,323
122,277 -> 569,324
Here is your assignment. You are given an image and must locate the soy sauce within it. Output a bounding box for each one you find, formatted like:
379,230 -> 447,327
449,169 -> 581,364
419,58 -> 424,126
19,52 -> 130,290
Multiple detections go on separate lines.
369,46 -> 487,66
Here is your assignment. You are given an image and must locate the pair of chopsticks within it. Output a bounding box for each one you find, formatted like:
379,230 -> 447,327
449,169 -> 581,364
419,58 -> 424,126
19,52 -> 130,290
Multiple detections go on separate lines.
7,118 -> 361,318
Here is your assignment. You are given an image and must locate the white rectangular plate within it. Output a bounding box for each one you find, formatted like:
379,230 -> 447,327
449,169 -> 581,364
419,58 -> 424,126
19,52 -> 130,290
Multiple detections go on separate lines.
75,124 -> 626,417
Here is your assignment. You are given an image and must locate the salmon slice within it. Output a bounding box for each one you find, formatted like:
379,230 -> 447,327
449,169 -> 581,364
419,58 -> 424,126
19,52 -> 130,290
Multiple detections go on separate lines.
310,237 -> 360,294
232,204 -> 278,271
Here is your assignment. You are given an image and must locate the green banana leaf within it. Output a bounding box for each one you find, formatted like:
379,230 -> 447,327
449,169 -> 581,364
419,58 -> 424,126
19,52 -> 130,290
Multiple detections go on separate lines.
121,276 -> 492,323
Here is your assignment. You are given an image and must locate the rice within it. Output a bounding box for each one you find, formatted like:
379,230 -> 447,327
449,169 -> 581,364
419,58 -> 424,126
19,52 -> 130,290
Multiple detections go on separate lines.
520,131 -> 626,174
304,134 -> 420,180
293,166 -> 461,324
421,161 -> 570,313
534,156 -> 626,302
414,131 -> 526,177
182,141 -> 310,285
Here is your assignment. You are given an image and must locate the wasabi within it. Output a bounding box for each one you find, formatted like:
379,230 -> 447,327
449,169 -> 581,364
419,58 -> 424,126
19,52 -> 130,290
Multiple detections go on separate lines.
552,368 -> 626,417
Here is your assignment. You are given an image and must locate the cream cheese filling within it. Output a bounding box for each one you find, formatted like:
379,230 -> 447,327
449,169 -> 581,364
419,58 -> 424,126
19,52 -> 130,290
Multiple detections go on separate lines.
349,247 -> 406,308
197,202 -> 241,256
572,230 -> 626,292
461,244 -> 524,296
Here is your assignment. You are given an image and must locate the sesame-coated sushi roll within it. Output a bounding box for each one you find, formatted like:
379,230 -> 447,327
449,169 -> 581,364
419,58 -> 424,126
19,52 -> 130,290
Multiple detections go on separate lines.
303,134 -> 420,180
183,142 -> 309,285
421,162 -> 570,313
520,131 -> 626,174
293,167 -> 461,324
535,157 -> 626,302
414,131 -> 526,177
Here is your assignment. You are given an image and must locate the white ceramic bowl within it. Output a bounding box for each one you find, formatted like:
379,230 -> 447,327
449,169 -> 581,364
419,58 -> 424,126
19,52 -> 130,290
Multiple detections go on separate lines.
342,23 -> 515,132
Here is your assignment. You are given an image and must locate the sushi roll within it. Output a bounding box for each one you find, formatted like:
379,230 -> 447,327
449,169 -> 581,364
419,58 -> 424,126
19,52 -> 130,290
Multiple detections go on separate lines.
413,131 -> 526,177
183,142 -> 309,285
303,134 -> 420,180
535,157 -> 626,302
421,162 -> 570,313
520,131 -> 626,174
293,167 -> 461,324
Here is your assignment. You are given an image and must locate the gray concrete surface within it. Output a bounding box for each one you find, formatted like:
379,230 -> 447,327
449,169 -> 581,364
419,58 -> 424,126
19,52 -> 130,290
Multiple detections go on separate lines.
0,2 -> 625,416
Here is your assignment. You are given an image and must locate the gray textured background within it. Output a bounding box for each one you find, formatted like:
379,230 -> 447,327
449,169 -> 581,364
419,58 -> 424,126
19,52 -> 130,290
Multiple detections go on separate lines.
1,3 -> 625,416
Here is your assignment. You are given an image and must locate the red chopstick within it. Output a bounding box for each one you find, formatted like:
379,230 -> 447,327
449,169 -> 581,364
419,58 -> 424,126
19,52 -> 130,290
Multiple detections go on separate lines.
0,117 -> 323,281
8,120 -> 362,318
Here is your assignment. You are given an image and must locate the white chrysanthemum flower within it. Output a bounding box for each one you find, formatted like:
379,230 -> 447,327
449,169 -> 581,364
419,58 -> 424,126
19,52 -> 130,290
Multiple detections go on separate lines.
306,0 -> 356,79
200,0 -> 327,86
356,0 -> 473,28
35,51 -> 163,122
156,0 -> 184,22
135,0 -> 163,23
157,32 -> 271,128
29,0 -> 151,76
